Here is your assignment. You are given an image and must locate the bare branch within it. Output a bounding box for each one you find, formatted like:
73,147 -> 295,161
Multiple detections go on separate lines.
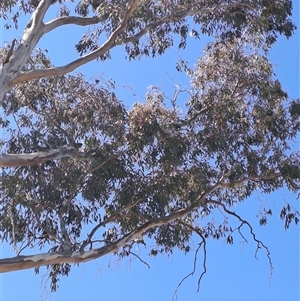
129,251 -> 150,269
44,16 -> 101,34
172,243 -> 202,301
29,0 -> 53,27
197,237 -> 207,292
17,238 -> 35,256
206,199 -> 274,276
172,221 -> 207,300
0,146 -> 89,168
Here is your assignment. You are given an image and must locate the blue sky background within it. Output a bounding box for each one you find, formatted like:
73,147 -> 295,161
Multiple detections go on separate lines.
1,1 -> 299,300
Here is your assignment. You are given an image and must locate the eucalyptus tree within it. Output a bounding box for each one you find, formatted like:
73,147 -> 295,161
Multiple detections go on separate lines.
0,0 -> 299,293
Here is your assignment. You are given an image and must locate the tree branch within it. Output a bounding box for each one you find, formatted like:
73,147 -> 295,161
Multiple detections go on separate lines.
129,251 -> 150,269
3,39 -> 17,65
79,174 -> 224,252
58,212 -> 72,251
7,1 -> 256,88
44,16 -> 101,34
121,2 -> 254,44
122,8 -> 208,44
32,207 -> 61,245
0,146 -> 88,168
12,0 -> 139,85
172,226 -> 207,301
206,199 -> 274,276
0,174 -> 233,273
0,207 -> 186,273
219,172 -> 282,188
0,0 -> 54,100
79,197 -> 144,252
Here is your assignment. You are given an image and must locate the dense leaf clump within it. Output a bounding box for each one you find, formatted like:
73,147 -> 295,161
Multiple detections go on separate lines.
0,0 -> 299,293
1,34 -> 299,283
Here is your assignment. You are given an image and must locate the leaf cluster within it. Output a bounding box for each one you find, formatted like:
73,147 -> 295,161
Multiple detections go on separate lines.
1,36 -> 299,269
2,1 -> 295,59
0,0 -> 299,291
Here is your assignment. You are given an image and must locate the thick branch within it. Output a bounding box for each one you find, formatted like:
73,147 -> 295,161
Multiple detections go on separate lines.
0,146 -> 88,168
79,178 -> 223,253
12,0 -> 139,85
44,16 -> 101,34
0,207 -> 186,273
7,1 -> 255,87
0,174 -> 226,272
0,0 -> 53,100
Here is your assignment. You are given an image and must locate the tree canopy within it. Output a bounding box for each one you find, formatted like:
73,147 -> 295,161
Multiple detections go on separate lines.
0,0 -> 299,295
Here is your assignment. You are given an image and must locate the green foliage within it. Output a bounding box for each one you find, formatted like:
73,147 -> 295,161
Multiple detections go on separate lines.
2,1 -> 296,56
280,204 -> 300,229
0,0 -> 299,292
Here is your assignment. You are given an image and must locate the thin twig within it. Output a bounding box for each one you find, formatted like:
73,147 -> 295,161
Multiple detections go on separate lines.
173,221 -> 207,300
129,251 -> 150,269
207,199 -> 274,277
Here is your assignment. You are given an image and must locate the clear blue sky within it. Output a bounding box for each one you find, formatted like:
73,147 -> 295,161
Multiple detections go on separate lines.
1,1 -> 299,300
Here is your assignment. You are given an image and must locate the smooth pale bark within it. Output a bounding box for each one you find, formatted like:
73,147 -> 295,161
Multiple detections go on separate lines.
44,16 -> 101,34
0,163 -> 283,272
0,210 -> 186,273
0,0 -> 138,100
10,0 -> 139,86
0,147 -> 86,167
0,0 -> 247,99
0,0 -> 52,100
0,247 -> 116,273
